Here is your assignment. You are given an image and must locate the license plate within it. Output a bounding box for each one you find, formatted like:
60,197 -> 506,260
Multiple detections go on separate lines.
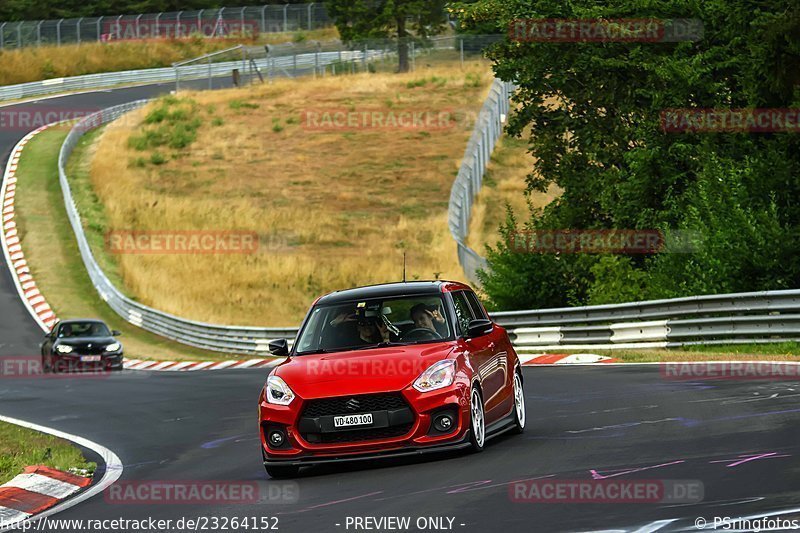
80,355 -> 102,362
333,413 -> 373,428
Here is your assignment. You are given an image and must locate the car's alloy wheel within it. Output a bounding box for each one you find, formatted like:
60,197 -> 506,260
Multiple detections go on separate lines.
469,387 -> 485,451
512,370 -> 526,433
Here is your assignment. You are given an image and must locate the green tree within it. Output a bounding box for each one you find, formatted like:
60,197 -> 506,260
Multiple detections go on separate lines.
325,0 -> 448,72
459,0 -> 800,310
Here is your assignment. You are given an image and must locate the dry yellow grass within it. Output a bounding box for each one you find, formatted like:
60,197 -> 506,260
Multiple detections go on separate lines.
466,127 -> 561,252
0,28 -> 339,86
85,61 -> 494,326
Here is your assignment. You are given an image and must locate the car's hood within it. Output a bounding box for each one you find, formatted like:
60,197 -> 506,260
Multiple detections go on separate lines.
275,342 -> 457,399
56,336 -> 116,346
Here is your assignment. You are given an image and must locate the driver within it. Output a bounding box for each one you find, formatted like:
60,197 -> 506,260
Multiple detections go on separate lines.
410,303 -> 445,334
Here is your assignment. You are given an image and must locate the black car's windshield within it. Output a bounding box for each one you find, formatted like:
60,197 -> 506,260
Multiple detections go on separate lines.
57,322 -> 111,338
294,295 -> 453,355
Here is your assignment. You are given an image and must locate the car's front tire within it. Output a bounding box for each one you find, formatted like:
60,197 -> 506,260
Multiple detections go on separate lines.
41,354 -> 51,374
512,369 -> 526,434
468,386 -> 485,452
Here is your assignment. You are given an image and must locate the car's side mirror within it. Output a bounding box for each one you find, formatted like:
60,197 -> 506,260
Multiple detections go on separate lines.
112,330 -> 122,337
466,319 -> 493,338
268,339 -> 289,356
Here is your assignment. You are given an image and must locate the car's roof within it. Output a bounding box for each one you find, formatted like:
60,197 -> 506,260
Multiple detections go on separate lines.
316,280 -> 472,306
57,319 -> 107,325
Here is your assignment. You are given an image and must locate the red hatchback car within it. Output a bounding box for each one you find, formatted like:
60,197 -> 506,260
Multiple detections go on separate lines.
258,281 -> 526,478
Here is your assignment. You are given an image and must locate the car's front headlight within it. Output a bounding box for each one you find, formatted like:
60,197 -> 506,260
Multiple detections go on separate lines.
55,345 -> 73,354
265,375 -> 295,406
413,360 -> 456,392
105,343 -> 121,352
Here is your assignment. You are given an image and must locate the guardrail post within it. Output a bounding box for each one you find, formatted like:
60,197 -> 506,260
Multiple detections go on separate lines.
208,55 -> 212,89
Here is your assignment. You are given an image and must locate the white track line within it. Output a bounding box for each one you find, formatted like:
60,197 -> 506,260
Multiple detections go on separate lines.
0,415 -> 123,533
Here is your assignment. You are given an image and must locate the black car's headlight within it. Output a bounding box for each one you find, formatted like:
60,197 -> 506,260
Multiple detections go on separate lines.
105,342 -> 121,352
55,345 -> 73,354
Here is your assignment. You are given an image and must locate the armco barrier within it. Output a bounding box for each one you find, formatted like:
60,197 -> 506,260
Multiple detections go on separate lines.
447,78 -> 515,284
0,49 -> 376,102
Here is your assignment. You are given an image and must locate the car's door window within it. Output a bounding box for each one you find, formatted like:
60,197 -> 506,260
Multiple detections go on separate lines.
465,291 -> 488,320
451,291 -> 476,336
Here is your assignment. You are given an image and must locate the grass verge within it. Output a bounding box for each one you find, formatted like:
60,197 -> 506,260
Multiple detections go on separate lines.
12,126 -> 241,361
86,61 -> 497,326
0,421 -> 95,484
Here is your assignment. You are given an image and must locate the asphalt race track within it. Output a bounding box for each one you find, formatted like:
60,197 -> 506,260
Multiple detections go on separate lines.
3,87 -> 800,533
1,367 -> 800,532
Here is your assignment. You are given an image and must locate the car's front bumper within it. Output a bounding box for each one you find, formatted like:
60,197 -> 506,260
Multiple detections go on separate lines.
52,352 -> 124,371
262,431 -> 472,466
259,382 -> 472,463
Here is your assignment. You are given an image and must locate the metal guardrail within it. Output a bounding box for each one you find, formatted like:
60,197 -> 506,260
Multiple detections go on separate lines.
0,4 -> 331,49
448,78 -> 515,284
0,48 -> 379,102
494,289 -> 800,351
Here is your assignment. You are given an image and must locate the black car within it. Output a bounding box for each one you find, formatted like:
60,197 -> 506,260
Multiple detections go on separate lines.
40,319 -> 124,373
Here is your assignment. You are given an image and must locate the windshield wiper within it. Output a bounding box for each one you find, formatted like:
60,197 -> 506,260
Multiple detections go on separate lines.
295,348 -> 331,356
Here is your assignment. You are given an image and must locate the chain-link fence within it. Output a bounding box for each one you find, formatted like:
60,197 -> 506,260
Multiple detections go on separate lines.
0,4 -> 332,49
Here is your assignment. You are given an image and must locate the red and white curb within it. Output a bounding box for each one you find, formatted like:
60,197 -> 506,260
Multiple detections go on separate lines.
0,466 -> 90,523
520,353 -> 618,365
0,415 -> 122,533
123,357 -> 284,371
1,124 -> 58,333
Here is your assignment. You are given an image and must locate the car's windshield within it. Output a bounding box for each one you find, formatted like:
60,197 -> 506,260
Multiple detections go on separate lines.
294,295 -> 453,355
57,322 -> 111,338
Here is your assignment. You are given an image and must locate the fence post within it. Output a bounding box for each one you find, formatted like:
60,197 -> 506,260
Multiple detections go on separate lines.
208,56 -> 212,90
155,13 -> 161,38
240,7 -> 246,36
283,4 -> 289,32
36,21 -> 42,47
261,6 -> 267,33
410,41 -> 415,71
135,14 -> 142,39
460,38 -> 464,68
0,23 -> 5,50
308,3 -> 314,30
17,22 -> 22,48
76,18 -> 82,44
175,11 -> 182,38
56,19 -> 62,46
96,17 -> 102,42
197,9 -> 204,35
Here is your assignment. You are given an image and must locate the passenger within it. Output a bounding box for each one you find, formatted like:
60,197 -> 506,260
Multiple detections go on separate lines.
410,303 -> 445,334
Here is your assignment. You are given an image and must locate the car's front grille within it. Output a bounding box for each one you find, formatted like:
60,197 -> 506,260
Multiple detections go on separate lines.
316,424 -> 414,444
301,393 -> 408,418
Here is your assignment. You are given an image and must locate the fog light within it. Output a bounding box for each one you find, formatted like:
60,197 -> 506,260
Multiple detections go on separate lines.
269,431 -> 285,447
433,414 -> 454,433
